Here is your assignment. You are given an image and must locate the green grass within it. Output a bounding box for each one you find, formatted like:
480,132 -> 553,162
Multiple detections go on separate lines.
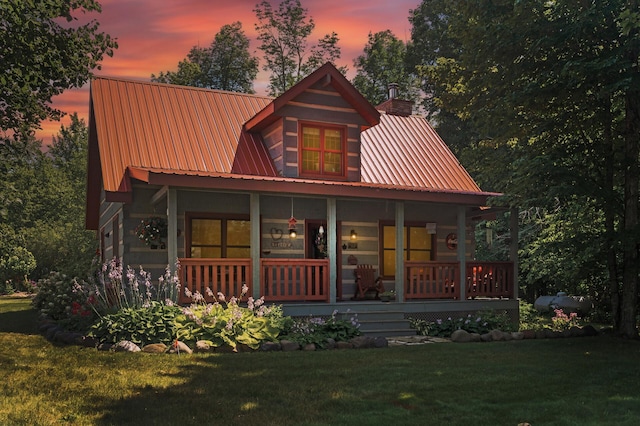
2,297 -> 640,425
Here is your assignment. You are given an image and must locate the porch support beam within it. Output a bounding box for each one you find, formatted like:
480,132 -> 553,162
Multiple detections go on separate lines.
395,201 -> 405,302
167,188 -> 178,274
327,197 -> 337,303
457,206 -> 466,299
510,207 -> 519,299
250,193 -> 261,301
151,185 -> 168,205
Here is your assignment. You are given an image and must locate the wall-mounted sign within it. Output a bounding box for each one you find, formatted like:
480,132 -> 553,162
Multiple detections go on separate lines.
446,233 -> 458,250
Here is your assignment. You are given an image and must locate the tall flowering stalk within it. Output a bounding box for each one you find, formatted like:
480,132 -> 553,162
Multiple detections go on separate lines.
87,259 -> 181,315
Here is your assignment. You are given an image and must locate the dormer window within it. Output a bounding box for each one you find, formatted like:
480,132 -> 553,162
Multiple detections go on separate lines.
300,123 -> 346,178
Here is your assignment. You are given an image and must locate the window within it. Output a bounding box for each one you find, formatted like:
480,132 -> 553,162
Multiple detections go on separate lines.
381,223 -> 433,277
300,123 -> 345,177
189,216 -> 250,258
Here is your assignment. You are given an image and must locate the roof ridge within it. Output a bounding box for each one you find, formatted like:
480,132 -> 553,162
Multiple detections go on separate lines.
91,75 -> 274,100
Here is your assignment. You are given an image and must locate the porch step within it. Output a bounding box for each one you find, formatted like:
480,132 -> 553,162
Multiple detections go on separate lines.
340,310 -> 416,338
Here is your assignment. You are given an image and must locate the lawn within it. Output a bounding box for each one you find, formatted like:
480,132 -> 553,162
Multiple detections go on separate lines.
1,297 -> 640,426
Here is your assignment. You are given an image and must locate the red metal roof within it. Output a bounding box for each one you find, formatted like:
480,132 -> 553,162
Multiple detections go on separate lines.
361,113 -> 482,192
87,69 -> 497,229
90,77 -> 276,193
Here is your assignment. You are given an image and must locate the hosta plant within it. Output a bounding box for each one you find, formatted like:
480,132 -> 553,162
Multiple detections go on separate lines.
88,301 -> 182,346
174,285 -> 284,351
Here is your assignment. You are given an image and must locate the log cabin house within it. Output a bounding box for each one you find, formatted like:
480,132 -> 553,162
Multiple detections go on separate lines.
86,62 -> 518,334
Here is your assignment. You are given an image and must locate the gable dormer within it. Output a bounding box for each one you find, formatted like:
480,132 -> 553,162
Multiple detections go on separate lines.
244,63 -> 380,181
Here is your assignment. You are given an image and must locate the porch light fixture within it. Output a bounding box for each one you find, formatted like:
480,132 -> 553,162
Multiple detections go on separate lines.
350,229 -> 357,240
318,225 -> 324,235
288,198 -> 297,239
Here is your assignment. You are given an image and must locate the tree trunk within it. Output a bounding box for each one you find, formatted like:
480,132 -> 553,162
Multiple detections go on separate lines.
603,96 -> 621,329
620,89 -> 640,339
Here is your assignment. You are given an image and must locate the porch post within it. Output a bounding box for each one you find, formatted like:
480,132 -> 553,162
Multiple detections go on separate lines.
167,188 -> 178,274
457,206 -> 466,300
250,193 -> 261,301
395,201 -> 405,302
510,207 -> 519,299
327,197 -> 337,303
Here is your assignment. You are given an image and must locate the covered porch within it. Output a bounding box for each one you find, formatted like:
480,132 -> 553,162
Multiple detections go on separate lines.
177,258 -> 516,305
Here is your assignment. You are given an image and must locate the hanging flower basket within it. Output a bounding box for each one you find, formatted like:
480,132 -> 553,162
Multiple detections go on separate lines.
134,216 -> 168,247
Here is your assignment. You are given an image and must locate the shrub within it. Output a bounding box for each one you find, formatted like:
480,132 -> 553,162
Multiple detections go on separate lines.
518,300 -> 547,331
410,309 -> 515,338
551,308 -> 581,331
278,310 -> 361,348
32,272 -> 87,321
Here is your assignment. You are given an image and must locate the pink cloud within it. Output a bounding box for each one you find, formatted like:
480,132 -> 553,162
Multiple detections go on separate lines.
38,0 -> 419,144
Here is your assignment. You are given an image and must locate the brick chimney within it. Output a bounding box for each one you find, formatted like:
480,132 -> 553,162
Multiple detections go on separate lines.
376,83 -> 413,117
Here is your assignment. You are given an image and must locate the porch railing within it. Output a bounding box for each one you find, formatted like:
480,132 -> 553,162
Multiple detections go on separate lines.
178,258 -> 251,305
261,258 -> 329,302
466,261 -> 513,299
405,261 -> 460,299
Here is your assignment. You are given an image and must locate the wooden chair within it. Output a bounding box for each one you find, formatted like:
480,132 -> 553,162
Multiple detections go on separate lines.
352,264 -> 384,300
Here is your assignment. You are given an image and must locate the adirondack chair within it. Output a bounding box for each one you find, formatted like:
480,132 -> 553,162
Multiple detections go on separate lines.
352,264 -> 384,300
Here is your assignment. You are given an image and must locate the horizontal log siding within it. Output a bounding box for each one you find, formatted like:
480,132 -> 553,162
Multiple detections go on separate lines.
261,258 -> 329,302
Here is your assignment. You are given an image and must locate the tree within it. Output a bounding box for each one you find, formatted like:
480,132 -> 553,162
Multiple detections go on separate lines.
0,0 -> 117,137
152,22 -> 258,93
352,30 -> 416,106
411,0 -> 640,337
254,0 -> 344,96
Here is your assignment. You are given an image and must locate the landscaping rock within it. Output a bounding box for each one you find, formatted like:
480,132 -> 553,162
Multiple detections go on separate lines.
280,339 -> 300,352
374,337 -> 389,348
260,341 -> 281,352
350,336 -> 375,349
335,341 -> 353,349
324,338 -> 337,350
97,343 -> 113,351
569,326 -> 586,337
480,333 -> 492,342
142,343 -> 167,353
469,332 -> 482,342
168,341 -> 192,354
75,335 -> 98,348
521,330 -> 536,339
511,332 -> 524,340
535,330 -> 546,339
489,329 -> 506,342
302,343 -> 316,351
114,340 -> 141,352
195,340 -> 213,353
451,329 -> 473,343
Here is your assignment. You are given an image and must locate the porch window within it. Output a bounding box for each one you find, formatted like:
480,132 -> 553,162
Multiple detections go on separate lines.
189,217 -> 250,258
381,224 -> 433,277
300,123 -> 345,177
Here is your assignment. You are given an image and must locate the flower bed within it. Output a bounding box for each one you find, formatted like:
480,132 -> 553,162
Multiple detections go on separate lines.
32,261 -> 365,353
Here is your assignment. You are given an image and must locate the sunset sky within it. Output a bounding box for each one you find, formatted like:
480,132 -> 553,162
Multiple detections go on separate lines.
38,0 -> 420,143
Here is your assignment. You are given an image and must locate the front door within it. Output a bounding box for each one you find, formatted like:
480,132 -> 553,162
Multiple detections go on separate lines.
305,220 -> 342,299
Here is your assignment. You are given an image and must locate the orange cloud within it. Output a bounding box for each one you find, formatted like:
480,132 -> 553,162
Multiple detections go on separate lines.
38,0 -> 419,144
